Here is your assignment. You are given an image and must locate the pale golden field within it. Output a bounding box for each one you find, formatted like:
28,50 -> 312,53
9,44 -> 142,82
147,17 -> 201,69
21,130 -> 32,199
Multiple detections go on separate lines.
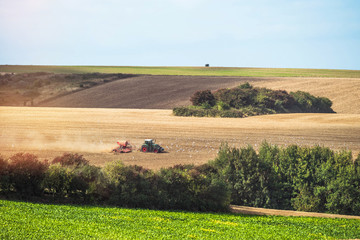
252,77 -> 360,114
1,107 -> 359,169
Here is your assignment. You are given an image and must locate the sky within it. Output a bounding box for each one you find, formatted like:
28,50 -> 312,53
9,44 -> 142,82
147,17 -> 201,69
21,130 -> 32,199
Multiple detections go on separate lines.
0,0 -> 359,69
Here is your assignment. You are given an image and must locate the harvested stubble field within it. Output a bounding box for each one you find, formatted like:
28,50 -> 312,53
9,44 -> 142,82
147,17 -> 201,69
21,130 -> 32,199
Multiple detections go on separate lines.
1,107 -> 359,169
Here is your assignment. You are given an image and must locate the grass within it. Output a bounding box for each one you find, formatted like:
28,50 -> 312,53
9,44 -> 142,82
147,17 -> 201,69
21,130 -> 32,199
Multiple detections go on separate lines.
1,200 -> 359,239
1,65 -> 360,78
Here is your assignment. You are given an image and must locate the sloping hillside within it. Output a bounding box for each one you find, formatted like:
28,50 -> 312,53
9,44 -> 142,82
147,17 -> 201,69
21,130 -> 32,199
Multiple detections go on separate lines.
38,75 -> 250,109
38,75 -> 360,114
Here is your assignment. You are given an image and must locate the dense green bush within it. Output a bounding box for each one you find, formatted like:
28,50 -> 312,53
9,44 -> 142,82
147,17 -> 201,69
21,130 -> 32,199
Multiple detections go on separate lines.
158,164 -> 230,211
7,153 -> 48,197
290,91 -> 334,113
175,83 -> 334,118
213,144 -> 271,207
190,90 -> 216,107
43,164 -> 72,197
104,161 -> 161,209
211,142 -> 360,215
52,153 -> 89,167
103,162 -> 230,211
0,156 -> 10,193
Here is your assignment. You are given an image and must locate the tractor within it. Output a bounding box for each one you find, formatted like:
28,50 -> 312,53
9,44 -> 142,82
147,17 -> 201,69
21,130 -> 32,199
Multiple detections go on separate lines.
141,139 -> 164,153
112,141 -> 133,153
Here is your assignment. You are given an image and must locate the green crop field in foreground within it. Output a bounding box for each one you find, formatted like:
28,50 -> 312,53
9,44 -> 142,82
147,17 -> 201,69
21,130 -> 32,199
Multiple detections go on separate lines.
1,65 -> 360,78
0,200 -> 359,239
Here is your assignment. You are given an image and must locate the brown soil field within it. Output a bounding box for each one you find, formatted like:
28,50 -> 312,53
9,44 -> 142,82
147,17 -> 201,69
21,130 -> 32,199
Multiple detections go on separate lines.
36,75 -> 360,114
1,107 -> 359,170
37,75 -> 251,109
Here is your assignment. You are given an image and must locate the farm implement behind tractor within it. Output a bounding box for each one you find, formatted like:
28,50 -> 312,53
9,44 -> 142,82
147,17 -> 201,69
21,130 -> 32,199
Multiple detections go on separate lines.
112,141 -> 133,153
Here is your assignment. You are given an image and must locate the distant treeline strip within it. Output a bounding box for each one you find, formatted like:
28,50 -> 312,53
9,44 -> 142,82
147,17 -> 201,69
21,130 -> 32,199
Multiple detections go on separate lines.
1,143 -> 359,215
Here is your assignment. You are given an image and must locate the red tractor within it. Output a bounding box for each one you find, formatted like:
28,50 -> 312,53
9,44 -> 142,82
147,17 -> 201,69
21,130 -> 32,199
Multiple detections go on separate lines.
112,141 -> 133,153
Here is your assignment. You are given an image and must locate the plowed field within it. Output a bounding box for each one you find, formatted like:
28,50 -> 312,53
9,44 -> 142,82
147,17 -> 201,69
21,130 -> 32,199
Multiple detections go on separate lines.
37,75 -> 360,114
1,107 -> 359,169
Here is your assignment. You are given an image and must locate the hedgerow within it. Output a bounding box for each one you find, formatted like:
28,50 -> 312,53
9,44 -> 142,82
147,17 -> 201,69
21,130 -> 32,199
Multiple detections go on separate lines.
1,145 -> 359,215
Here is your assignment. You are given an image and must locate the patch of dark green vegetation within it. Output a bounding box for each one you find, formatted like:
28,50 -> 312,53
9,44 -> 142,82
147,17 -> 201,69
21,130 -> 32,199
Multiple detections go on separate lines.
173,83 -> 334,118
1,143 -> 360,216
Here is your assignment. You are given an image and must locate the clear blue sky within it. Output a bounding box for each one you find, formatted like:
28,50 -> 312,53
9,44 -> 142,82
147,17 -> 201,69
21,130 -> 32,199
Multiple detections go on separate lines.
0,0 -> 359,69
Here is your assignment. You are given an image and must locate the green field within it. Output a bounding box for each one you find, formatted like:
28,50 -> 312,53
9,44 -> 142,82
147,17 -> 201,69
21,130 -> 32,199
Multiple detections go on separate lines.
0,200 -> 359,239
1,65 -> 360,78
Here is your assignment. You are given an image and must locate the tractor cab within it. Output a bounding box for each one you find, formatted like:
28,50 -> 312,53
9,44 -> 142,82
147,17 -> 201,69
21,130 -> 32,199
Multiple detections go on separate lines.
145,139 -> 154,145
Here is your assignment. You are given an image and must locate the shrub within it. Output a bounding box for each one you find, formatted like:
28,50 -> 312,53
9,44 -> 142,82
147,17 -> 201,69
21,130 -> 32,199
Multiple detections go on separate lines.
212,143 -> 360,215
213,144 -> 271,207
290,91 -> 334,113
158,164 -> 230,211
104,161 -> 160,209
216,101 -> 230,111
8,153 -> 48,197
219,110 -> 244,118
52,153 -> 89,167
43,164 -> 73,197
201,102 -> 212,109
190,90 -> 216,107
0,156 -> 10,193
238,82 -> 253,89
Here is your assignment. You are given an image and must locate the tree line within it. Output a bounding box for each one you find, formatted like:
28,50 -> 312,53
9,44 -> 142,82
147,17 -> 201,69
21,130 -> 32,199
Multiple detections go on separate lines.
1,143 -> 359,215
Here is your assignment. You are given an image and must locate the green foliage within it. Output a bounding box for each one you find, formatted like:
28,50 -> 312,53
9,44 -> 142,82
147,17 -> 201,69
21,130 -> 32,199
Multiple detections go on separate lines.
238,82 -> 253,89
104,162 -> 160,209
103,161 -> 230,211
213,144 -> 273,208
190,90 -> 216,107
201,101 -> 212,109
43,164 -> 73,197
158,164 -> 230,211
290,91 -> 334,113
216,101 -> 230,110
175,84 -> 334,118
212,143 -> 360,215
1,199 -> 360,240
7,153 -> 48,197
2,147 -> 360,215
0,156 -> 10,193
52,153 -> 89,167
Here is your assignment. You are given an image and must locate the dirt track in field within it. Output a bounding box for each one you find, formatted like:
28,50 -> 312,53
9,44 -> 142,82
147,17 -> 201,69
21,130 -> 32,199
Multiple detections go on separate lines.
1,107 -> 359,170
230,205 -> 360,219
37,75 -> 360,114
